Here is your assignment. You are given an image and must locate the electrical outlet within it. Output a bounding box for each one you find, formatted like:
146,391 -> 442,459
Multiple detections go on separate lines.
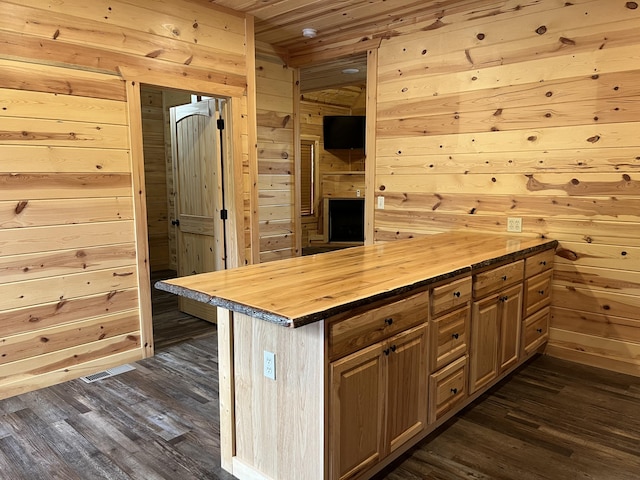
377,196 -> 385,209
263,351 -> 276,380
507,217 -> 522,233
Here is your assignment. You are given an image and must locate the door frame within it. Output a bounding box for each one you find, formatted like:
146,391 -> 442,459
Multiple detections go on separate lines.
123,76 -> 250,359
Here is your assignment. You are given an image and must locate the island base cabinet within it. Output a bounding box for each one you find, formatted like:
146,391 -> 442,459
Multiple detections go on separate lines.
329,324 -> 428,480
469,297 -> 499,394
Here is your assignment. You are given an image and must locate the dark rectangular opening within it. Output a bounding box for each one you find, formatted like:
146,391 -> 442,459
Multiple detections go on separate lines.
329,199 -> 364,242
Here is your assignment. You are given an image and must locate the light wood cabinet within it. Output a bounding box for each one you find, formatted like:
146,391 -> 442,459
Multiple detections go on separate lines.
329,323 -> 428,480
430,306 -> 469,372
329,342 -> 385,480
498,284 -> 523,373
428,355 -> 467,423
523,306 -> 551,355
470,261 -> 524,394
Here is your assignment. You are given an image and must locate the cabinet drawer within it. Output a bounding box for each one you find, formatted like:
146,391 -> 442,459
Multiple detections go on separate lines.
428,355 -> 467,424
524,269 -> 552,318
431,276 -> 472,317
473,260 -> 524,299
329,291 -> 428,359
430,306 -> 469,372
523,306 -> 550,355
525,249 -> 555,278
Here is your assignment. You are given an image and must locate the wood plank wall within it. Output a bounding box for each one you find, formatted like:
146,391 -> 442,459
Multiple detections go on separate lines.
0,0 -> 253,397
374,0 -> 640,375
141,86 -> 170,272
256,58 -> 296,262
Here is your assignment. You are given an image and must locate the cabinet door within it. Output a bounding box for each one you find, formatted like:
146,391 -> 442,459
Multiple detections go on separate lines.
470,296 -> 500,394
386,324 -> 428,453
498,284 -> 523,373
330,343 -> 385,480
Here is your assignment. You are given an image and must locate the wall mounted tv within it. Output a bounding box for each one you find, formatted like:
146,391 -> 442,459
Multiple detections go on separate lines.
323,115 -> 366,150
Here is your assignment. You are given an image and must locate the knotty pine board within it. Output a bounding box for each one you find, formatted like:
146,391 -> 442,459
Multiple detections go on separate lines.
0,198 -> 134,228
0,244 -> 137,284
0,145 -> 131,173
378,70 -> 640,121
376,192 -> 640,221
376,148 -> 640,175
551,306 -> 640,344
0,266 -> 138,311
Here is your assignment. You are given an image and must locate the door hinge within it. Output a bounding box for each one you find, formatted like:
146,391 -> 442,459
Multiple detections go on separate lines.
217,118 -> 225,130
220,209 -> 228,220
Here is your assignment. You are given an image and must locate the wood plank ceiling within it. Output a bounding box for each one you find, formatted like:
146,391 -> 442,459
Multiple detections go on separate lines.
209,0 -> 494,91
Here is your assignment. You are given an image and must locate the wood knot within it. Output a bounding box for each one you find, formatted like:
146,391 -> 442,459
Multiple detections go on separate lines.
379,185 -> 386,191
545,91 -> 553,97
536,25 -> 547,35
571,178 -> 580,185
587,135 -> 600,143
556,249 -> 578,261
15,200 -> 28,215
591,74 -> 599,80
493,108 -> 503,116
623,174 -> 631,181
40,337 -> 49,343
53,29 -> 60,40
476,33 -> 485,40
527,136 -> 537,142
559,37 -> 576,45
626,1 -> 638,9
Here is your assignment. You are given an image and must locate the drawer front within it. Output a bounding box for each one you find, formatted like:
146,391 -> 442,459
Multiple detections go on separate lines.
524,269 -> 552,318
428,355 -> 467,424
431,276 -> 472,317
431,306 -> 469,372
473,260 -> 524,299
525,249 -> 555,278
329,291 -> 429,359
523,306 -> 550,355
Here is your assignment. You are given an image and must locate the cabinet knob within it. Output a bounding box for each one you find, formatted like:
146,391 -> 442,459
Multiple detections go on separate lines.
537,328 -> 543,334
171,219 -> 180,226
390,345 -> 397,353
384,317 -> 393,326
453,291 -> 461,298
450,388 -> 458,395
500,295 -> 509,302
383,348 -> 390,356
452,333 -> 459,340
540,260 -> 547,266
502,275 -> 508,281
538,290 -> 545,295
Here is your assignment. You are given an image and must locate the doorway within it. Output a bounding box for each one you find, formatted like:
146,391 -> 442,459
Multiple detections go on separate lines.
140,87 -> 231,350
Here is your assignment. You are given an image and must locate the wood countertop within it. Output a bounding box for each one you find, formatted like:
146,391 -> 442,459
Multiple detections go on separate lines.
156,232 -> 557,328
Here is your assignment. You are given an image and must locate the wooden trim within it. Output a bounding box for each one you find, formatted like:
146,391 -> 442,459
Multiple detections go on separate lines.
245,15 -> 260,265
217,307 -> 236,474
364,48 -> 378,245
117,66 -> 246,98
125,79 -> 154,357
227,97 -> 246,268
293,68 -> 302,256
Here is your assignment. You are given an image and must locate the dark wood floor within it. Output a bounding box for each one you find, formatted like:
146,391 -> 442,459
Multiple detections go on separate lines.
0,283 -> 639,479
151,270 -> 217,351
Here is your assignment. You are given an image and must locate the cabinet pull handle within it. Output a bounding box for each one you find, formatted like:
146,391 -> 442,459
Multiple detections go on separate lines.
171,219 -> 180,226
538,290 -> 545,295
500,295 -> 509,302
537,328 -> 543,334
390,345 -> 397,353
453,291 -> 461,298
383,348 -> 390,356
451,388 -> 458,395
452,333 -> 459,340
540,260 -> 547,266
384,317 -> 393,326
502,275 -> 508,281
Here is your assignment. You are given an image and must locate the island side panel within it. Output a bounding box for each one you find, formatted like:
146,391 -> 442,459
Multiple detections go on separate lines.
233,312 -> 325,480
217,307 -> 235,472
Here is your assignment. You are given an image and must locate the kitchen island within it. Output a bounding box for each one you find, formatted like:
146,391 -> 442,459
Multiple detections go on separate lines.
156,232 -> 557,480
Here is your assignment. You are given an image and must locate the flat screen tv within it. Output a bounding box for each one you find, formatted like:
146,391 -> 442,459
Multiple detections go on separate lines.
323,115 -> 366,150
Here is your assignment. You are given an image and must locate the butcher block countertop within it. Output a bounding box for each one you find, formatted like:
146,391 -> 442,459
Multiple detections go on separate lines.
155,232 -> 557,328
